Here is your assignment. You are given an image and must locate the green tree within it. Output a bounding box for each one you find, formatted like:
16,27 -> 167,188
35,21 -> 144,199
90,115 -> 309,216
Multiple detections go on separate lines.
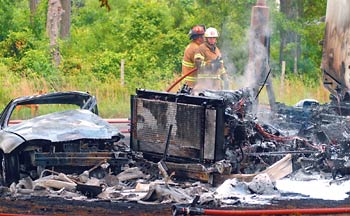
0,0 -> 330,109
0,0 -> 14,41
275,0 -> 326,81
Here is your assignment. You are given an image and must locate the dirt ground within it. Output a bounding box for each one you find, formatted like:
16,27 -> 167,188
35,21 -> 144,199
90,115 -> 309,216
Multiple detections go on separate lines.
0,196 -> 171,215
0,196 -> 349,216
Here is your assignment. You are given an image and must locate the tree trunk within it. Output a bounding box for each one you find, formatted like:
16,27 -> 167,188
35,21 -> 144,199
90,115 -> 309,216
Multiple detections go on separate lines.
46,0 -> 63,66
29,0 -> 40,25
279,0 -> 303,74
60,0 -> 71,39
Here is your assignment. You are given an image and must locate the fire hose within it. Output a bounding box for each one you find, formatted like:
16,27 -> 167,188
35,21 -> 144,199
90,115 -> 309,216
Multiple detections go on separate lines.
166,68 -> 198,92
172,205 -> 350,215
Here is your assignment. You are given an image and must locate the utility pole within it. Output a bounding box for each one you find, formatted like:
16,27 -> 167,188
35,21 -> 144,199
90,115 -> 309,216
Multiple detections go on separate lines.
248,0 -> 276,111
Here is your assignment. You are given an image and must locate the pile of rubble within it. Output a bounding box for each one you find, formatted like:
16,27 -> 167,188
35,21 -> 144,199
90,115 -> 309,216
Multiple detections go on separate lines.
1,88 -> 350,209
3,154 -> 349,207
199,88 -> 350,179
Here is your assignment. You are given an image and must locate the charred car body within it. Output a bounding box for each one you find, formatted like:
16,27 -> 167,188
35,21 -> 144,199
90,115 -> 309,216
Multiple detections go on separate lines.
0,91 -> 127,185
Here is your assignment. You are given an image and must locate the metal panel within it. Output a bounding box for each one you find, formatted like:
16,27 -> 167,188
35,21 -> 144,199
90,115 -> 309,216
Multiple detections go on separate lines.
134,98 -> 204,159
204,109 -> 216,160
321,0 -> 350,99
34,152 -> 129,167
131,89 -> 226,163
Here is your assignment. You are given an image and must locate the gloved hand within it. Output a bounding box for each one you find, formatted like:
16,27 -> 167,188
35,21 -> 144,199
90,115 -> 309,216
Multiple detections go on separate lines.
210,57 -> 222,72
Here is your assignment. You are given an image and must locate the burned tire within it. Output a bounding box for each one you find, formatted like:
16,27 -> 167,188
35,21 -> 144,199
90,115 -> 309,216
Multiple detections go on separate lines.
1,153 -> 20,186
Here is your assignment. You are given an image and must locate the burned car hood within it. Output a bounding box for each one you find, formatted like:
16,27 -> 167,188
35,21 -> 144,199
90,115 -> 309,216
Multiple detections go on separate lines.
5,109 -> 121,142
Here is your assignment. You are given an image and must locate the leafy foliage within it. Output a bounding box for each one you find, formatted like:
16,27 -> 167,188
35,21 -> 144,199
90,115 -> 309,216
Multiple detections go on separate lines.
0,30 -> 35,60
0,0 -> 14,41
271,0 -> 326,78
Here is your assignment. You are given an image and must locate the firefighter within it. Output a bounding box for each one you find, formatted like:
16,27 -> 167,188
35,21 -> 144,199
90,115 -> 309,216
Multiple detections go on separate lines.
194,27 -> 228,91
182,25 -> 206,88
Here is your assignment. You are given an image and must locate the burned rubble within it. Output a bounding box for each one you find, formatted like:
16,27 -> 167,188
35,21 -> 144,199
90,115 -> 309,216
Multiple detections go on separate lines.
268,98 -> 350,178
1,88 -> 350,209
213,87 -> 350,179
138,86 -> 350,180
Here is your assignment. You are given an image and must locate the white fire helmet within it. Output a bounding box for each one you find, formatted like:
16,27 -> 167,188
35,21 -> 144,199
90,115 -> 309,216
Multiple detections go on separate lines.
204,27 -> 219,38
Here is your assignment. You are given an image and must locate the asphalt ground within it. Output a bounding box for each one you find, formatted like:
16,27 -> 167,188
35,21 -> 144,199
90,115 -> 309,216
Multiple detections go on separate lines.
0,195 -> 349,216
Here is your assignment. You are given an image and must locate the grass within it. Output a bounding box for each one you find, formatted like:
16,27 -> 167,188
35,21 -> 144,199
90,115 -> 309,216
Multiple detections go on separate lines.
0,73 -> 331,118
256,78 -> 330,106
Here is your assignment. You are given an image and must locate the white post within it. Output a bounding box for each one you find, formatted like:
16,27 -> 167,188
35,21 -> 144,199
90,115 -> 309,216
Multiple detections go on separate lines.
120,59 -> 125,86
280,61 -> 286,97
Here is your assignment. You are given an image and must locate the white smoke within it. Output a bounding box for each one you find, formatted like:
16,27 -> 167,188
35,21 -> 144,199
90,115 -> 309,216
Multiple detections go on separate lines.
219,2 -> 272,94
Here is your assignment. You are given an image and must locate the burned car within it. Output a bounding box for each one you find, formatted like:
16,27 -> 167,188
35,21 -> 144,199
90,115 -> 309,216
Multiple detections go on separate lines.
0,91 -> 128,186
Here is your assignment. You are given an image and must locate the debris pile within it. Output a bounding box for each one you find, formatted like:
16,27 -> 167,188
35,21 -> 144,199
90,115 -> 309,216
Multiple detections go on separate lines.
199,88 -> 350,179
1,88 -> 350,208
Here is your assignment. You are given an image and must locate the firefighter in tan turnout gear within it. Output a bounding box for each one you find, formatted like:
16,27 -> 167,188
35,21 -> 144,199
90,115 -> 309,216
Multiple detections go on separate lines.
182,25 -> 206,88
194,27 -> 228,91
